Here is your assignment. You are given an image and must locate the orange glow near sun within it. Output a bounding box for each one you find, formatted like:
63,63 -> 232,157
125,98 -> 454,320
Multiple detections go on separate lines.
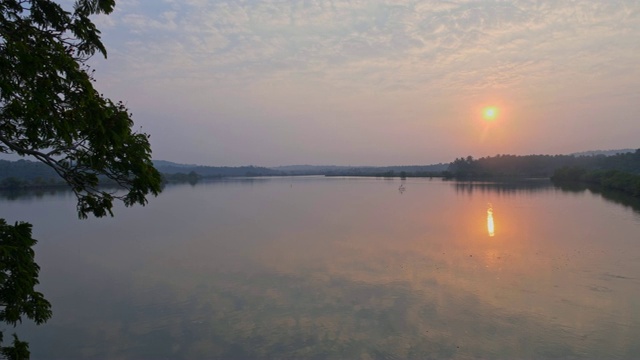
483,106 -> 498,121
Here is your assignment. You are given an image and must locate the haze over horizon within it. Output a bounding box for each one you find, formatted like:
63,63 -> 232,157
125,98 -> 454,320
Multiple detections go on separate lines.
82,0 -> 639,167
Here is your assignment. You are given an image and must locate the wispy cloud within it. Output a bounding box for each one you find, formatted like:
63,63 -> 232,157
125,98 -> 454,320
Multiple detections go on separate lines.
94,1 -> 638,95
86,0 -> 640,165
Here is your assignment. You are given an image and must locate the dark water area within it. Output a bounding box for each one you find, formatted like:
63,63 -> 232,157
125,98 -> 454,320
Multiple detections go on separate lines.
2,177 -> 640,359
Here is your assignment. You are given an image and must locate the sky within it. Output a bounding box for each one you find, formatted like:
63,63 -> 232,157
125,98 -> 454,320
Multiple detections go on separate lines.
83,0 -> 640,166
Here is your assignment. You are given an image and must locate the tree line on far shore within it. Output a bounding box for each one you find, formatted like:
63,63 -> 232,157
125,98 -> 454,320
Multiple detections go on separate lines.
447,150 -> 640,197
446,150 -> 640,178
3,149 -> 640,191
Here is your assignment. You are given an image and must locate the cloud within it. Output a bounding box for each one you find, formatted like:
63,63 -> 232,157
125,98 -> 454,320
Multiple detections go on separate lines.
84,0 -> 640,165
86,0 -> 640,104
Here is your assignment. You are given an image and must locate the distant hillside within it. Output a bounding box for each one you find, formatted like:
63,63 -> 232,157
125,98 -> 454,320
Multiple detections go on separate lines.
153,160 -> 282,177
270,165 -> 352,173
0,159 -> 59,182
271,163 -> 449,176
154,161 -> 449,177
153,160 -> 199,169
0,159 -> 283,189
571,149 -> 635,157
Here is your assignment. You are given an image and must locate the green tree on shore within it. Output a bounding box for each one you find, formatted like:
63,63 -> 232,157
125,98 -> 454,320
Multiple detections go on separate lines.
0,0 -> 162,357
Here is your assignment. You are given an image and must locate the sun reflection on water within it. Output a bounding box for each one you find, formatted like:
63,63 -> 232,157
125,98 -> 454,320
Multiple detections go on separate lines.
487,203 -> 495,237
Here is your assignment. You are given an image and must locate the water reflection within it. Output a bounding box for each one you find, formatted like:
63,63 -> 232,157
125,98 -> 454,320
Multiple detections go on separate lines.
0,187 -> 74,201
452,179 -> 554,196
487,203 -> 495,237
554,181 -> 640,215
8,177 -> 640,359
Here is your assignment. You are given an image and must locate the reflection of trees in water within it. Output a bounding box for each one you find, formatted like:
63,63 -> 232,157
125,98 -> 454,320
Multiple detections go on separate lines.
451,179 -> 554,196
451,179 -> 640,214
554,182 -> 640,214
0,178 -> 275,202
0,184 -> 128,202
0,188 -> 74,201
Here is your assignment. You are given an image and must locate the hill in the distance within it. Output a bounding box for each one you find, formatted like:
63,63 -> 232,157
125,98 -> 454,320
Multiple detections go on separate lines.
270,164 -> 449,175
152,160 -> 282,177
0,159 -> 59,183
571,149 -> 635,157
1,148 -> 636,187
155,161 -> 449,176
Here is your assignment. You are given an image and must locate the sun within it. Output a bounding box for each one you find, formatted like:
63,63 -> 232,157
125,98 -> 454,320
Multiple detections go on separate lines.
483,106 -> 498,121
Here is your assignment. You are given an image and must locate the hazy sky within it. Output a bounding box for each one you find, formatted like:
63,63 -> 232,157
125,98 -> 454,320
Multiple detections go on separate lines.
85,0 -> 640,166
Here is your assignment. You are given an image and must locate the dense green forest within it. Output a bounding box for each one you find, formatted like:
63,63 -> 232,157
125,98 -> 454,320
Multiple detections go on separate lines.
445,150 -> 640,197
447,150 -> 640,178
447,154 -> 582,178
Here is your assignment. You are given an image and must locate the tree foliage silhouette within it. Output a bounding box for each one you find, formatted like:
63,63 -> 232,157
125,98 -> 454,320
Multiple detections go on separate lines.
0,0 -> 162,357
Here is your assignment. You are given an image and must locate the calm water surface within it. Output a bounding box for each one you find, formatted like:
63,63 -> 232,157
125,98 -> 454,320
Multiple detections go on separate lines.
3,177 -> 640,359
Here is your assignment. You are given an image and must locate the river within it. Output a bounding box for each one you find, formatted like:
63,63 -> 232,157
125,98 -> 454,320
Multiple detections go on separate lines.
3,176 -> 640,359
